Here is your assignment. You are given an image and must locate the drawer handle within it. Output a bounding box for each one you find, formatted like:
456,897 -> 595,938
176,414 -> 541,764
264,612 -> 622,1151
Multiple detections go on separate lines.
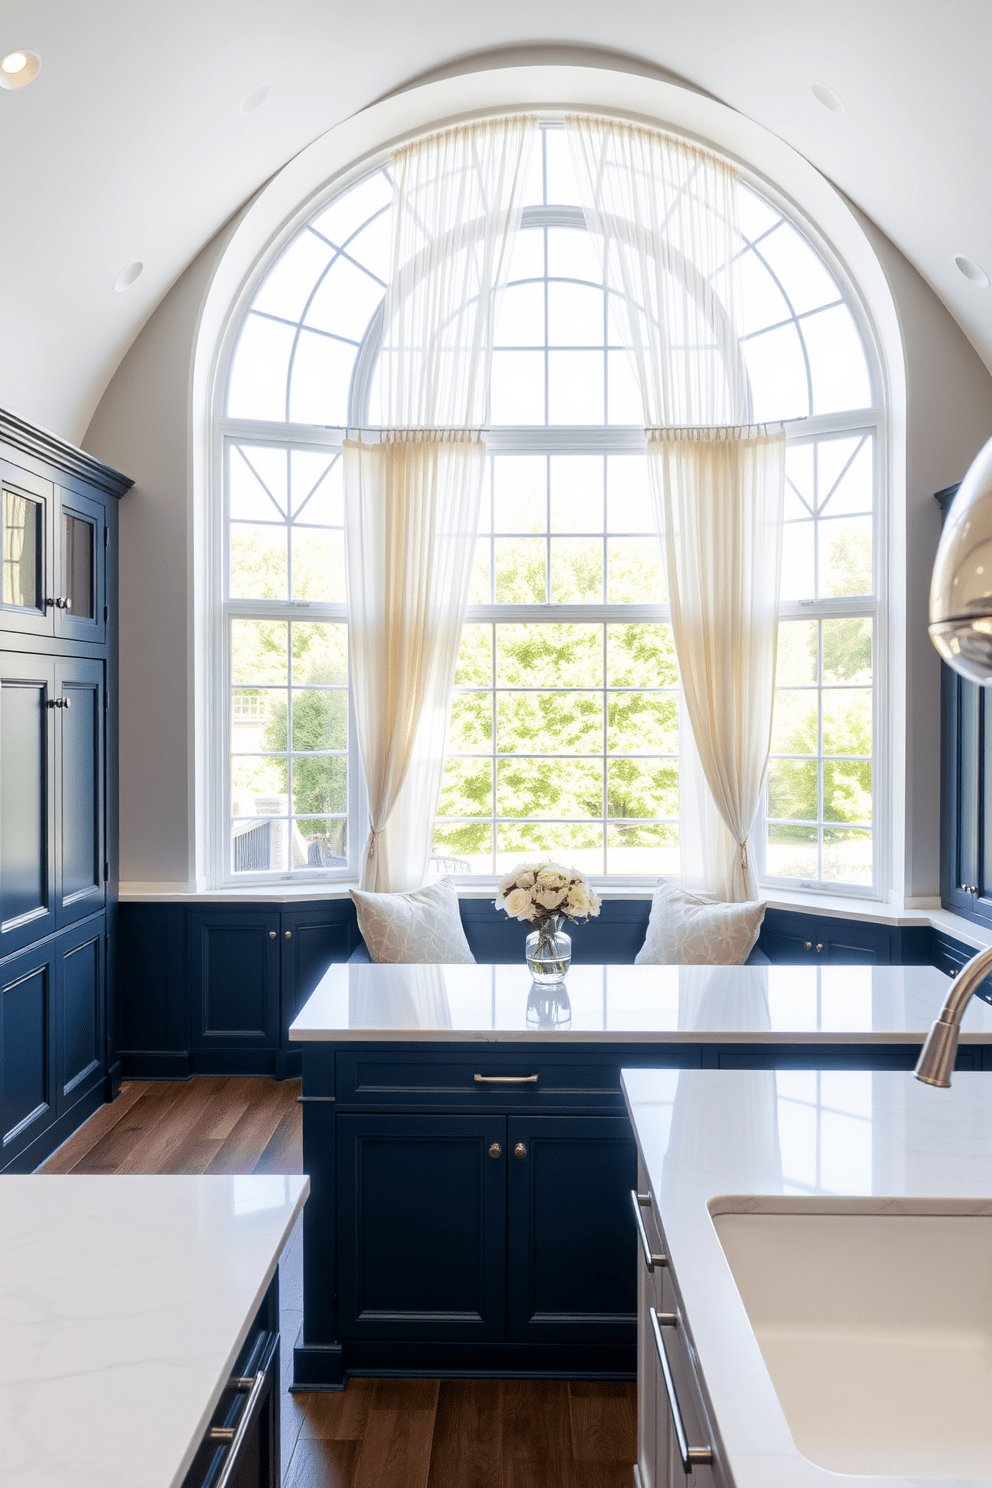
207,1363 -> 269,1487
474,1073 -> 539,1084
649,1308 -> 713,1474
631,1190 -> 666,1272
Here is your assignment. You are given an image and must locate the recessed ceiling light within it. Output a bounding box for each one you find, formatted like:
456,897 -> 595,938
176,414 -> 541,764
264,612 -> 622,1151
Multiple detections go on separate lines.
113,261 -> 144,293
240,83 -> 270,115
810,80 -> 845,114
0,49 -> 41,90
955,254 -> 990,290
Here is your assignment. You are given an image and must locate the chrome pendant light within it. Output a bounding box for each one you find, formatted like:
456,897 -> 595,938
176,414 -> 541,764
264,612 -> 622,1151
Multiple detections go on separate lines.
917,434 -> 992,1085
929,435 -> 992,683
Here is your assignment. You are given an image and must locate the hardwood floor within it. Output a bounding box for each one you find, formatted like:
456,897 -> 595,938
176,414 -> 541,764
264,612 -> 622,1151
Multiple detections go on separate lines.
40,1078 -> 637,1487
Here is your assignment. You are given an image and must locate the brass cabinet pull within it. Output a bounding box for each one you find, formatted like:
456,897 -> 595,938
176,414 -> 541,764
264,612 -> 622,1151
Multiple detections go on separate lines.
474,1073 -> 539,1084
488,1142 -> 502,1159
649,1308 -> 713,1474
514,1143 -> 527,1160
631,1190 -> 666,1272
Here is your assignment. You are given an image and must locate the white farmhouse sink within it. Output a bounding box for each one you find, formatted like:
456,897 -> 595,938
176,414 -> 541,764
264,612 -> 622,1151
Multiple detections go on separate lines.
712,1204 -> 992,1479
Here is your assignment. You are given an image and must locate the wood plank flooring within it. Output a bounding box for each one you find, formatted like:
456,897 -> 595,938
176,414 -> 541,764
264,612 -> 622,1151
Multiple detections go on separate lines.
40,1078 -> 637,1487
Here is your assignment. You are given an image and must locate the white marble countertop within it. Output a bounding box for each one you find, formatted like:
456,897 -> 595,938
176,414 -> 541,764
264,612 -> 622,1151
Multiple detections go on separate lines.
621,1067 -> 992,1488
288,962 -> 986,1043
0,1173 -> 309,1488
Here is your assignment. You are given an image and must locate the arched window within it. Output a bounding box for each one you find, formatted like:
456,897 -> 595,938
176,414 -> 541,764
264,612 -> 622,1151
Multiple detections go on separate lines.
217,119 -> 881,891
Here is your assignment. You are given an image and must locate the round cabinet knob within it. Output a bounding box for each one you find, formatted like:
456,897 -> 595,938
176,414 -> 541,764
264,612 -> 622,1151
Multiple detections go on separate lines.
804,941 -> 812,950
284,930 -> 292,939
514,1143 -> 527,1160
815,943 -> 824,953
63,597 -> 71,611
268,931 -> 277,939
488,1142 -> 502,1160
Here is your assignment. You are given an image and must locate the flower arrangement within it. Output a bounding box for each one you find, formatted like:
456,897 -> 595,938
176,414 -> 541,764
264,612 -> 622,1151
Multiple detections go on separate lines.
495,861 -> 601,926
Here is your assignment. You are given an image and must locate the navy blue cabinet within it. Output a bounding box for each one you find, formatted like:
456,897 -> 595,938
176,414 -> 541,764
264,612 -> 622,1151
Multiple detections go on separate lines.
118,898 -> 357,1078
760,908 -> 895,964
0,409 -> 128,1171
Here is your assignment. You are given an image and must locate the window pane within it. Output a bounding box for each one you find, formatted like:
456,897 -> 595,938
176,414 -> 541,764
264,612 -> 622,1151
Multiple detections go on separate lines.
496,692 -> 603,754
779,521 -> 815,601
606,456 -> 653,532
309,170 -> 391,251
433,821 -> 493,873
304,254 -> 383,341
607,759 -> 679,820
232,689 -> 281,750
497,757 -> 602,819
551,537 -> 603,602
606,624 -> 678,688
291,528 -> 345,602
231,756 -> 288,802
606,349 -> 644,424
607,823 -> 679,876
292,623 -> 347,685
288,331 -> 356,425
546,226 -> 601,281
823,828 -> 872,885
3,490 -> 40,608
608,693 -> 678,754
291,451 -> 343,523
758,220 -> 842,316
493,455 -> 546,531
231,621 -> 288,685
771,691 -> 818,756
494,538 -> 546,602
768,759 -> 818,820
294,818 -> 347,870
766,823 -> 818,879
496,822 -> 604,876
490,350 -> 545,423
230,446 -> 287,522
822,618 -> 871,684
496,624 -> 602,687
822,689 -> 872,756
232,816 -> 288,874
251,229 -> 335,323
227,315 -> 294,421
449,692 -> 492,753
455,624 -> 493,686
803,303 -> 872,414
823,760 -> 872,824
744,321 -> 809,421
494,280 -> 545,348
776,621 -> 818,686
467,542 -> 491,602
437,759 -> 493,818
550,456 -> 603,532
607,538 -> 664,603
547,350 -> 604,424
292,754 -> 347,815
290,690 -> 347,751
819,515 -> 872,597
547,281 -> 604,346
230,524 -> 287,600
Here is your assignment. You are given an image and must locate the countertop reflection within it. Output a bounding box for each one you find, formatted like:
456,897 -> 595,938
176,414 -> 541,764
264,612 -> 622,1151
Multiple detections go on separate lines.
288,962 -> 983,1042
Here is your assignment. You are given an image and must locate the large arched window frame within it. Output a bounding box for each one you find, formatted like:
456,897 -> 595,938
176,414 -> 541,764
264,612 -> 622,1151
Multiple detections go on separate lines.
208,110 -> 886,896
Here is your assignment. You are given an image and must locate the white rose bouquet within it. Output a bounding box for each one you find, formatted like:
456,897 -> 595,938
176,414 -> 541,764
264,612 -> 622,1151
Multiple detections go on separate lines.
495,861 -> 600,927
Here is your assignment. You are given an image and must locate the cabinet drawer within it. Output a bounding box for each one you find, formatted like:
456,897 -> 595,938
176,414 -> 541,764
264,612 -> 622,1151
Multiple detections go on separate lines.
335,1050 -> 627,1106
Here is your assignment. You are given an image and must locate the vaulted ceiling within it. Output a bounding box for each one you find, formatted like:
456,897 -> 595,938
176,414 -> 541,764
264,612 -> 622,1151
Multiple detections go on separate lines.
2,0 -> 989,444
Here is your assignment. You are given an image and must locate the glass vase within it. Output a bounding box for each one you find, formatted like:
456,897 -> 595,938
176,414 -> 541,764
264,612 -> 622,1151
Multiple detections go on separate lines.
525,915 -> 571,984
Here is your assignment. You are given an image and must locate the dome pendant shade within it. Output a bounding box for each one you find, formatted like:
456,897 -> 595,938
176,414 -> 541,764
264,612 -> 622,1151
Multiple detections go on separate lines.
930,437 -> 992,683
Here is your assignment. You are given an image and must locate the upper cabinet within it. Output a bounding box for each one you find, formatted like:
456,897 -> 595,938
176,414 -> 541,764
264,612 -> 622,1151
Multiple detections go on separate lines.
1,454 -> 107,645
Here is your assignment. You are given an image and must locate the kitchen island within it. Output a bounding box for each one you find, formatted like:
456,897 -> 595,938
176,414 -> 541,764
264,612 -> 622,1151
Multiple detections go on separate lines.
0,1173 -> 308,1487
623,1066 -> 992,1487
289,961 -> 987,1388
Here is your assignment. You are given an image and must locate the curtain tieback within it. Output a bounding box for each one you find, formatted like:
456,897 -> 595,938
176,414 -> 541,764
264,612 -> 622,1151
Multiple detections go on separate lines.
367,825 -> 383,861
739,840 -> 748,873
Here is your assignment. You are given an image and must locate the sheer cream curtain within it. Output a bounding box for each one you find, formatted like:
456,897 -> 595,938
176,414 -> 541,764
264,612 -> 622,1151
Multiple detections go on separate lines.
344,116 -> 536,890
567,115 -> 785,899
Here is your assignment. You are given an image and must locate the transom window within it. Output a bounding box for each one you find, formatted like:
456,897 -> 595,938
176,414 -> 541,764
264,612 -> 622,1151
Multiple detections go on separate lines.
218,120 -> 882,890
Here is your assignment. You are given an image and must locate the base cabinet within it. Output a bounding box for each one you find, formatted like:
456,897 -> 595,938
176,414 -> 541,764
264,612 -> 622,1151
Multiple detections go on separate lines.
1,913 -> 106,1172
635,1165 -> 730,1488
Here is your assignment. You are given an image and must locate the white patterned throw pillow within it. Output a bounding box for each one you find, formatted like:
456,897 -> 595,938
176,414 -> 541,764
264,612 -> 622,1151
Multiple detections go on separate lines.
351,877 -> 475,964
634,882 -> 765,966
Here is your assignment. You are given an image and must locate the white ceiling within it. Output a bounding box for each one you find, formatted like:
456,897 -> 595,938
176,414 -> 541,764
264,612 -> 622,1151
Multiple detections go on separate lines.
2,0 -> 990,445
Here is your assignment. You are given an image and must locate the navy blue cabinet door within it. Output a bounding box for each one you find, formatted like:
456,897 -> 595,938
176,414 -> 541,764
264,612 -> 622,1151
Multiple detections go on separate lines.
0,938 -> 57,1165
0,654 -> 56,956
0,458 -> 56,639
55,657 -> 105,929
506,1115 -> 637,1344
279,905 -> 355,1069
336,1113 -> 507,1342
58,917 -> 105,1110
56,486 -> 107,646
189,910 -> 280,1050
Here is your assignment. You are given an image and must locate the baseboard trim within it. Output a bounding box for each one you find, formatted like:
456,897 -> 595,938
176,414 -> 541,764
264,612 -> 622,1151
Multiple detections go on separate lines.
292,1337 -> 636,1388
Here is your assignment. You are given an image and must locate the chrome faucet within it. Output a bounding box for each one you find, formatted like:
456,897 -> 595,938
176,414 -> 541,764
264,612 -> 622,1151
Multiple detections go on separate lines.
915,944 -> 992,1087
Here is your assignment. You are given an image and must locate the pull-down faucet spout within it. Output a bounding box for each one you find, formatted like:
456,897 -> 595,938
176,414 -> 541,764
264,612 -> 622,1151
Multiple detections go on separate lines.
915,943 -> 992,1087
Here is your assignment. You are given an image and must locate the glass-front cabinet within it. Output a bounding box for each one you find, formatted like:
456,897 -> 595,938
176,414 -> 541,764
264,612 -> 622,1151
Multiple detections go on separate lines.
0,457 -> 106,643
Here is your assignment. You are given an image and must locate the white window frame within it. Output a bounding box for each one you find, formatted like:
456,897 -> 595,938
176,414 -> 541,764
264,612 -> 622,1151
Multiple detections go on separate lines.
208,124 -> 887,898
